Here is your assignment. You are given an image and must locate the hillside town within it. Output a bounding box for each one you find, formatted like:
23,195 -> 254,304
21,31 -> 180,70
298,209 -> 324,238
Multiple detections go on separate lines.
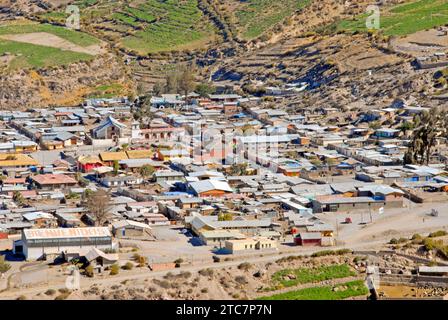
0,85 -> 447,301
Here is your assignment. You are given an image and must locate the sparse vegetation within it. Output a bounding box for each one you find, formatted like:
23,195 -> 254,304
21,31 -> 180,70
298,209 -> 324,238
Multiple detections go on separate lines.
311,249 -> 352,258
122,262 -> 134,270
110,264 -> 120,276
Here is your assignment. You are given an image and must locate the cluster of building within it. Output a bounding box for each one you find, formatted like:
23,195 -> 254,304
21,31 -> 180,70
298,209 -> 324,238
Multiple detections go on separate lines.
1,91 -> 447,261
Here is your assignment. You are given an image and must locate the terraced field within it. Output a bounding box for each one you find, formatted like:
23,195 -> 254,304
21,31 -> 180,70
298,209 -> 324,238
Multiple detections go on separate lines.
232,0 -> 312,40
338,0 -> 448,36
120,0 -> 216,53
38,0 -> 217,54
0,21 -> 100,70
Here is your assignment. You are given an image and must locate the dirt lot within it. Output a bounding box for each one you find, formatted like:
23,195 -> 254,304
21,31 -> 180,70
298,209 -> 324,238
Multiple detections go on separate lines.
391,28 -> 448,57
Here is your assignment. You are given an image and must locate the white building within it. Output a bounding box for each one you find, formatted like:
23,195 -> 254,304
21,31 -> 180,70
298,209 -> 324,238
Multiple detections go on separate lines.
13,227 -> 115,260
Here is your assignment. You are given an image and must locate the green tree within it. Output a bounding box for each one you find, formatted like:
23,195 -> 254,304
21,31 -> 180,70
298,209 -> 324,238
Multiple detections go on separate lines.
139,165 -> 155,180
369,121 -> 381,130
218,213 -> 233,221
12,191 -> 25,206
405,108 -> 448,165
195,83 -> 216,97
113,160 -> 120,175
75,173 -> 89,188
400,121 -> 414,133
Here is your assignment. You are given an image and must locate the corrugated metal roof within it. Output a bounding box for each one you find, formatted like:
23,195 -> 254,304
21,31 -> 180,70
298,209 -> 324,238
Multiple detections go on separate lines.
24,227 -> 111,240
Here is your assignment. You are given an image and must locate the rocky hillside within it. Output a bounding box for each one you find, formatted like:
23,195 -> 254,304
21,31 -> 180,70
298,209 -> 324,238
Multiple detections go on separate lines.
0,0 -> 447,108
0,53 -> 129,108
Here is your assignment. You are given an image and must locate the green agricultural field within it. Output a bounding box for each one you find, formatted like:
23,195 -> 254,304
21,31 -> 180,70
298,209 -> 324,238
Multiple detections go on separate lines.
0,22 -> 99,70
259,280 -> 369,300
119,0 -> 216,53
234,0 -> 311,40
338,0 -> 448,36
268,264 -> 356,290
0,40 -> 93,70
38,0 -> 217,54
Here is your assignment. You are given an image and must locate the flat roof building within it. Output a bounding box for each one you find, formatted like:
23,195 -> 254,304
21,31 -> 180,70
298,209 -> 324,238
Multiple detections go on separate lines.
13,227 -> 114,260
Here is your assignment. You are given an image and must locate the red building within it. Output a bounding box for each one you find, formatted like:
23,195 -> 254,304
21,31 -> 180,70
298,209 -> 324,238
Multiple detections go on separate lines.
294,232 -> 322,246
77,155 -> 104,173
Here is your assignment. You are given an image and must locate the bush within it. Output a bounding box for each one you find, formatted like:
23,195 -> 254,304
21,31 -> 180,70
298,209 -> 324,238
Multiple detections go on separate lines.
428,230 -> 447,238
235,276 -> 247,285
198,268 -> 214,277
110,264 -> 120,275
389,238 -> 398,244
237,262 -> 252,271
85,265 -> 94,278
133,254 -> 147,267
311,249 -> 352,257
45,289 -> 56,296
16,295 -> 27,300
423,238 -> 441,251
122,262 -> 134,270
174,258 -> 183,267
55,293 -> 70,300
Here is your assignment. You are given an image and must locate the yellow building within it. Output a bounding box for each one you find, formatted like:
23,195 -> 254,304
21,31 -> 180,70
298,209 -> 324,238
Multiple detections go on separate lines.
99,151 -> 129,166
0,153 -> 39,170
224,237 -> 278,254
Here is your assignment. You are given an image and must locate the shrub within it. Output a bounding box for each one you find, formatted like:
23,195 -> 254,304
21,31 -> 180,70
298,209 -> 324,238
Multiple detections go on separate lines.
136,255 -> 147,268
237,262 -> 252,271
428,230 -> 447,238
179,271 -> 192,279
132,253 -> 142,261
311,249 -> 352,257
45,289 -> 56,296
198,268 -> 214,277
85,265 -> 94,278
423,238 -> 440,251
235,276 -> 248,285
122,262 -> 134,270
55,293 -> 70,300
389,238 -> 398,244
174,258 -> 183,267
110,264 -> 120,275
153,279 -> 171,289
16,295 -> 27,300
